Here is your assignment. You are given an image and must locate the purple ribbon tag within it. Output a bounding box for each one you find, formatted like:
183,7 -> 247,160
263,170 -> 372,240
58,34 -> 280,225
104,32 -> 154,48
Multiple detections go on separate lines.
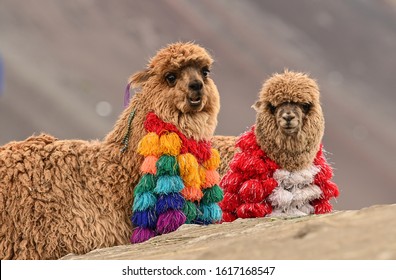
124,82 -> 132,108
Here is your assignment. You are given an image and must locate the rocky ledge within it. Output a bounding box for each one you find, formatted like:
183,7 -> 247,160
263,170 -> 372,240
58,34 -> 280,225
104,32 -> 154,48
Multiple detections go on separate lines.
62,204 -> 396,260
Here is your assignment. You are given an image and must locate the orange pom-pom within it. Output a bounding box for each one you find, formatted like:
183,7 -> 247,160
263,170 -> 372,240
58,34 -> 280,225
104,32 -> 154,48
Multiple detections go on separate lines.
181,186 -> 203,202
159,132 -> 182,156
202,148 -> 220,170
202,170 -> 220,189
140,155 -> 158,174
177,153 -> 201,187
137,132 -> 161,157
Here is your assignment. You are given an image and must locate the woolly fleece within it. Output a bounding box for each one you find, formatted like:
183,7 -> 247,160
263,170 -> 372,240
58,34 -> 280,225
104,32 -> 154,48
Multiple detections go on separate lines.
0,42 -> 220,259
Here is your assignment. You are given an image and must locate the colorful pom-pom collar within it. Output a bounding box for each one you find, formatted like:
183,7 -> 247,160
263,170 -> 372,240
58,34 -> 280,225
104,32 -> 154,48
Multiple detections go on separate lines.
130,112 -> 223,243
219,126 -> 339,222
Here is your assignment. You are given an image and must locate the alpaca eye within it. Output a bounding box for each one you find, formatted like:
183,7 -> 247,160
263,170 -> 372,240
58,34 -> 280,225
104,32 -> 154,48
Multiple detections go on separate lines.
302,103 -> 311,113
268,103 -> 276,114
202,67 -> 210,78
165,73 -> 177,85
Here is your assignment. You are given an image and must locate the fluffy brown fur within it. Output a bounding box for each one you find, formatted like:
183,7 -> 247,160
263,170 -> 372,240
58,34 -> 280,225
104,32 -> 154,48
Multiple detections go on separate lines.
253,70 -> 324,171
0,42 -> 220,259
211,135 -> 236,177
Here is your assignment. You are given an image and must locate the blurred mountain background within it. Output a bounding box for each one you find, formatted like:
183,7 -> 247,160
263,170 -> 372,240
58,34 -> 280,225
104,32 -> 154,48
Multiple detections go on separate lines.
0,0 -> 395,210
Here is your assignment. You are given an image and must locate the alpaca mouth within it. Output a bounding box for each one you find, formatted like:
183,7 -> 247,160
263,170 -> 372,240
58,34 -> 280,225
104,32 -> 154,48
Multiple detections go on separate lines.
281,125 -> 299,135
188,96 -> 202,108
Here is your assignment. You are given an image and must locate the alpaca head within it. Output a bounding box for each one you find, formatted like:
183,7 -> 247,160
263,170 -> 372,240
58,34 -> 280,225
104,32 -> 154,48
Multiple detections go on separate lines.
253,70 -> 325,170
129,42 -> 220,140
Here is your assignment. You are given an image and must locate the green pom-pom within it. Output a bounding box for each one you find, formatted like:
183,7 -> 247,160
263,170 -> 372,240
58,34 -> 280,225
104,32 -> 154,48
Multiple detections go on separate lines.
182,201 -> 197,223
201,185 -> 224,204
156,155 -> 179,176
134,174 -> 156,196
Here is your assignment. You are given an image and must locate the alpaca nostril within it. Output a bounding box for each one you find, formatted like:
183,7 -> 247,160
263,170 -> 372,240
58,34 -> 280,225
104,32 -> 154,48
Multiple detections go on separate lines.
283,113 -> 295,122
189,80 -> 203,91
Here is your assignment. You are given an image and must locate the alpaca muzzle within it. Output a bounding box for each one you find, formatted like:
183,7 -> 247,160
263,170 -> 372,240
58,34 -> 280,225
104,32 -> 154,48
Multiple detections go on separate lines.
187,90 -> 203,108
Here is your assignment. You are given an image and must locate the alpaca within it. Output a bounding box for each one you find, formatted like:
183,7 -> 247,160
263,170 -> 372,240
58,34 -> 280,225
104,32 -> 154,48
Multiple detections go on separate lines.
211,135 -> 236,177
0,42 -> 220,259
219,70 -> 339,222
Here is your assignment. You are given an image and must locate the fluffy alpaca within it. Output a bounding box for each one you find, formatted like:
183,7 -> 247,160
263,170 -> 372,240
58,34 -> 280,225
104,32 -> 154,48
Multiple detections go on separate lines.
219,70 -> 339,222
211,135 -> 236,177
0,42 -> 220,259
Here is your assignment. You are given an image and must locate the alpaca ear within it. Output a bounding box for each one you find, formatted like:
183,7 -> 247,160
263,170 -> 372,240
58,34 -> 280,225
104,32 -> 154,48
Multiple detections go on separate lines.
252,100 -> 262,112
129,69 -> 152,88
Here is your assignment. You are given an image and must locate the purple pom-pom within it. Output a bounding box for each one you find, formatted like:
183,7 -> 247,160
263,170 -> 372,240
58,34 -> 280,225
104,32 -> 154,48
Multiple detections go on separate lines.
155,193 -> 185,215
156,209 -> 186,234
131,209 -> 157,229
131,227 -> 156,244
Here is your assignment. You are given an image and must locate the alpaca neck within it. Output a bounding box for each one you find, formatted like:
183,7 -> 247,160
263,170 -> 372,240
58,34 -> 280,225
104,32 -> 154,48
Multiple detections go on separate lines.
256,129 -> 320,171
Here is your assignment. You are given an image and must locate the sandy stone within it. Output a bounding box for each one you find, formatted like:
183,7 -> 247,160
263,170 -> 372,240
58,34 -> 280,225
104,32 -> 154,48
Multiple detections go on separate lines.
62,204 -> 396,260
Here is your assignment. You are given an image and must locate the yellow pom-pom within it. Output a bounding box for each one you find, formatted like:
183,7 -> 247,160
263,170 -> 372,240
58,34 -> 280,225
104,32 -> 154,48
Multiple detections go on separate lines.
137,133 -> 160,156
203,148 -> 221,170
159,132 -> 182,156
178,153 -> 201,187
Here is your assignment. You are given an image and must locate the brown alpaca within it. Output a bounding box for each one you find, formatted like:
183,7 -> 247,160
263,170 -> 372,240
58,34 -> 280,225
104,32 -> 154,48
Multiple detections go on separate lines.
253,70 -> 324,171
0,42 -> 220,259
219,70 -> 339,221
211,135 -> 236,176
213,70 -> 323,174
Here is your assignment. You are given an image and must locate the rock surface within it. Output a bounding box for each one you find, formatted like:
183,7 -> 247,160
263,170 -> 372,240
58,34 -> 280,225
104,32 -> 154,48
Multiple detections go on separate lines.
62,204 -> 396,260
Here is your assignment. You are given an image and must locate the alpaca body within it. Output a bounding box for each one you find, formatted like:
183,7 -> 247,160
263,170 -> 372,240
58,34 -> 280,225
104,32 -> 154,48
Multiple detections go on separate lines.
0,42 -> 220,259
219,71 -> 339,222
0,134 -> 134,259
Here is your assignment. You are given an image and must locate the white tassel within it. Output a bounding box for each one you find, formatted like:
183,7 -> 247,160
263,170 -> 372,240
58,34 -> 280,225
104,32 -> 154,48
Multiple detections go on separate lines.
269,165 -> 322,217
268,186 -> 293,208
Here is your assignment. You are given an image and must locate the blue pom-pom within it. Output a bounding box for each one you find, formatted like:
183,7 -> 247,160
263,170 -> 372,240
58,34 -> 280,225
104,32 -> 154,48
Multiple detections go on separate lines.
155,193 -> 185,215
131,209 -> 157,229
196,203 -> 222,223
132,192 -> 157,212
155,175 -> 184,194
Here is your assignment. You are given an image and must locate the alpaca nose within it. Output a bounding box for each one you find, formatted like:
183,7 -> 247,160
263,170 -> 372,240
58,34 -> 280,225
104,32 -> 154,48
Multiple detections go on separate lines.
282,112 -> 295,122
189,80 -> 203,91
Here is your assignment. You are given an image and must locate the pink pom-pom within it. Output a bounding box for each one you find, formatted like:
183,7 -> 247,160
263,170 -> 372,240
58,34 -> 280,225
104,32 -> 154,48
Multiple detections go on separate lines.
156,209 -> 186,234
236,202 -> 271,218
221,211 -> 237,223
219,192 -> 241,212
130,227 -> 156,244
238,179 -> 265,203
220,171 -> 244,193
